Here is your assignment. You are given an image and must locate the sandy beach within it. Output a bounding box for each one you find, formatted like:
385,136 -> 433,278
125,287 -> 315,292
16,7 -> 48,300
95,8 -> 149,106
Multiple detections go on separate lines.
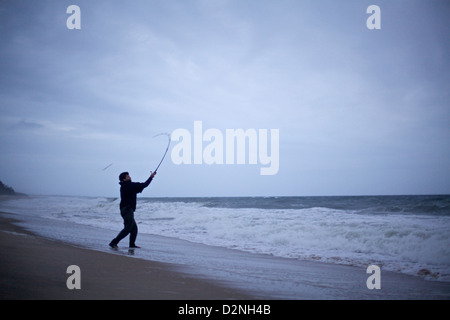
0,214 -> 254,300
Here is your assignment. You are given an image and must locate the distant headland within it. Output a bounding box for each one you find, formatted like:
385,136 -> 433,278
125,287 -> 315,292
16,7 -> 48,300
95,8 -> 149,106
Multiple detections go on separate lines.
0,180 -> 27,197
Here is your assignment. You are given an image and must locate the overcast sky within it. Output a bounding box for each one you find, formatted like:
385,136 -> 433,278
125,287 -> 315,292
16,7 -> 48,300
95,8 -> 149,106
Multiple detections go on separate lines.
0,0 -> 449,197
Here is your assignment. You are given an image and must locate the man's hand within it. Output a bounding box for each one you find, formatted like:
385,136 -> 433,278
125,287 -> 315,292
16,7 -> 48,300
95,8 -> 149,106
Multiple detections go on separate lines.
151,171 -> 157,179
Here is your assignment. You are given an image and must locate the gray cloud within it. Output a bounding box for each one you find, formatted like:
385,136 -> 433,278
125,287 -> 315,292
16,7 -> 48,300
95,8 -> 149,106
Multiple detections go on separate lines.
0,0 -> 449,196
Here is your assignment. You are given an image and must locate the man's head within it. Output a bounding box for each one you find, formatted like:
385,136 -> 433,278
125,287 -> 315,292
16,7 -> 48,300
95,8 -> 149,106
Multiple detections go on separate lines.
119,172 -> 131,182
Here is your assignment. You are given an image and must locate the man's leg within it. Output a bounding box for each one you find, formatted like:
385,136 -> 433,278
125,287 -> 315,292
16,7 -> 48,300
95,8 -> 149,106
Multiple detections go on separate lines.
129,219 -> 138,247
110,207 -> 134,247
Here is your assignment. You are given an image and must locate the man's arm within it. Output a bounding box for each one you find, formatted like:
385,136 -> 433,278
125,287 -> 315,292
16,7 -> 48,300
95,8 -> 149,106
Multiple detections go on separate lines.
134,172 -> 156,193
143,172 -> 156,188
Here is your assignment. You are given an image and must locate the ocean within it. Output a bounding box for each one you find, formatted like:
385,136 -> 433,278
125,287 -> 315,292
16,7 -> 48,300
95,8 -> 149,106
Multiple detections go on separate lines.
1,194 -> 449,285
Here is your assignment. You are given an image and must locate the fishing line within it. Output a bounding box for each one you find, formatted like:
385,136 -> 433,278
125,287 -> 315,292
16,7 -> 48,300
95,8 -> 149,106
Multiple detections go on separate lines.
100,133 -> 170,173
101,163 -> 113,171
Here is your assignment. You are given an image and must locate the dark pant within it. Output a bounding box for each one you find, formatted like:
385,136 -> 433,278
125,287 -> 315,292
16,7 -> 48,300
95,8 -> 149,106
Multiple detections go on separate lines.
111,206 -> 138,247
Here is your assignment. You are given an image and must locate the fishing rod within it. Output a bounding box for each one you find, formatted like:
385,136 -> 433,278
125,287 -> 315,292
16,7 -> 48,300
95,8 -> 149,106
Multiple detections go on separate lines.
152,133 -> 171,173
100,133 -> 171,174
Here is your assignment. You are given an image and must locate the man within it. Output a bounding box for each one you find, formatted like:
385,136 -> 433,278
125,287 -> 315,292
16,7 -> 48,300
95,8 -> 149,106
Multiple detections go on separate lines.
109,171 -> 156,249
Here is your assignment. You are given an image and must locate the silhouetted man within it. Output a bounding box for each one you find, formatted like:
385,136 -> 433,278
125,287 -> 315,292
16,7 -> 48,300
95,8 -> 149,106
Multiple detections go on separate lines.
109,171 -> 156,249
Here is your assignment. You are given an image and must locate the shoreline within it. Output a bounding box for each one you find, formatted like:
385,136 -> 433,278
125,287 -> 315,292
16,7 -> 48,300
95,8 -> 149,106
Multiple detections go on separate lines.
1,208 -> 449,300
0,214 -> 256,300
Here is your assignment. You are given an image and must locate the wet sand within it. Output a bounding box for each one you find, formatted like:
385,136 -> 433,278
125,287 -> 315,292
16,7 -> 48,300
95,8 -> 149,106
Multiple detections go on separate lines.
0,215 -> 254,300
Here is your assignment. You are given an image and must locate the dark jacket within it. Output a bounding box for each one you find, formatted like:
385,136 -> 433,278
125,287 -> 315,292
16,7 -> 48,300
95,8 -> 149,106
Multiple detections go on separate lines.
119,175 -> 153,211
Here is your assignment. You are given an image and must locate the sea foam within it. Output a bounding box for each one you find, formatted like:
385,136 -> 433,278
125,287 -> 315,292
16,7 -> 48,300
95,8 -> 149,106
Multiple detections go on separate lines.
1,195 -> 449,281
